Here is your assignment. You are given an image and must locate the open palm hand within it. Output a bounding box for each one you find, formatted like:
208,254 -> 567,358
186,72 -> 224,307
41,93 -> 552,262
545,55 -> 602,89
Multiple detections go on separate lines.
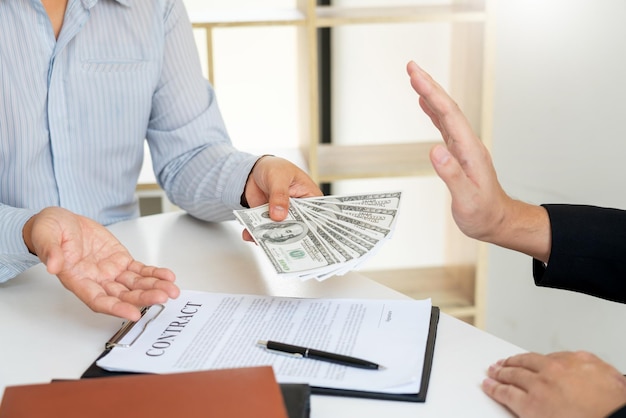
26,207 -> 179,321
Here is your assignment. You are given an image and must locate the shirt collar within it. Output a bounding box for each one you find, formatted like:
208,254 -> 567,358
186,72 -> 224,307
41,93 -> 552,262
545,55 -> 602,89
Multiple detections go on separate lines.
80,0 -> 131,9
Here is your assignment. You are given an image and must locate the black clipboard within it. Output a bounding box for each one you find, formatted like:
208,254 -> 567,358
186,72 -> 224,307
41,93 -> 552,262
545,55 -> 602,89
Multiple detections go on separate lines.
81,305 -> 439,404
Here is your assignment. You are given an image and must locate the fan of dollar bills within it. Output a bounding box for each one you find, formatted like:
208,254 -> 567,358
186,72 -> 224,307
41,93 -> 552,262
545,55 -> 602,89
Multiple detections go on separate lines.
233,191 -> 401,281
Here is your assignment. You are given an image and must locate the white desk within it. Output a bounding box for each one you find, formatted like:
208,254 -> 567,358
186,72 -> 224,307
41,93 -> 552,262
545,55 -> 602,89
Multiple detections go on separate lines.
0,211 -> 524,417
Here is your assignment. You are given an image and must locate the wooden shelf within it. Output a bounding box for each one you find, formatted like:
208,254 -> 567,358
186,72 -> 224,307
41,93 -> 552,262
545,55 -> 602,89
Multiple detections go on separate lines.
315,5 -> 487,27
188,4 -> 486,29
316,142 -> 437,183
190,9 -> 305,28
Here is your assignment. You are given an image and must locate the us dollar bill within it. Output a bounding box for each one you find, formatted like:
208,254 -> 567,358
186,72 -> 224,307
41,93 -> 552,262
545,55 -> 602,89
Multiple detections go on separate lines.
293,200 -> 392,239
302,191 -> 401,209
296,199 -> 399,230
234,204 -> 341,277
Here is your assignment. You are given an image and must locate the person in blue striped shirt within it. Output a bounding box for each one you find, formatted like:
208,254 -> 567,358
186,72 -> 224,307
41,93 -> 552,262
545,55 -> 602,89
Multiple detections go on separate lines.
0,0 -> 322,321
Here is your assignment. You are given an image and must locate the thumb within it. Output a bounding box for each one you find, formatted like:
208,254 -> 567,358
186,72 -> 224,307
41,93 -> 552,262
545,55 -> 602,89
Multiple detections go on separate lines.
41,244 -> 66,275
267,184 -> 290,221
430,144 -> 471,198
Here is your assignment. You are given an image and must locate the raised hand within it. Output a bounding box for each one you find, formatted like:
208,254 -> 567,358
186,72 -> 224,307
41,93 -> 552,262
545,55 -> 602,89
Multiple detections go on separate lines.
406,61 -> 551,262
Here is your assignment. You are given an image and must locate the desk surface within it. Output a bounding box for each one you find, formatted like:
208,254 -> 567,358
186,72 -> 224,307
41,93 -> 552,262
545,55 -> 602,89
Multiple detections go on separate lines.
0,211 -> 524,417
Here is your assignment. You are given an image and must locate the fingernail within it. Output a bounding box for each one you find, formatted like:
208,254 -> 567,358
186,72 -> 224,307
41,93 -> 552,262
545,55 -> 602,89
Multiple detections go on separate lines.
488,361 -> 504,374
273,206 -> 286,217
432,145 -> 450,164
482,378 -> 496,390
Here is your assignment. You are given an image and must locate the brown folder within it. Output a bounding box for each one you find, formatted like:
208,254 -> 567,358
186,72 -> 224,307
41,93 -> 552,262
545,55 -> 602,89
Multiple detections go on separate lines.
0,366 -> 288,418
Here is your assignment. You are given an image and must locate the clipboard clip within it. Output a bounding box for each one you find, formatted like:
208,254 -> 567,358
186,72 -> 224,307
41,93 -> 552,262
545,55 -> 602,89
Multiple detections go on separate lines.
105,304 -> 165,349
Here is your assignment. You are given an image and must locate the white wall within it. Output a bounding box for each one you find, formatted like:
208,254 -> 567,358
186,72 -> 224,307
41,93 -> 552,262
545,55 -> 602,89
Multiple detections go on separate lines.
486,0 -> 626,370
331,0 -> 453,270
184,0 -> 300,152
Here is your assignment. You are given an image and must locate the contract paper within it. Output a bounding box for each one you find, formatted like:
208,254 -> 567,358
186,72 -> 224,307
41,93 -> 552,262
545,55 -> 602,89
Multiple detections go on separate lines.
97,290 -> 432,394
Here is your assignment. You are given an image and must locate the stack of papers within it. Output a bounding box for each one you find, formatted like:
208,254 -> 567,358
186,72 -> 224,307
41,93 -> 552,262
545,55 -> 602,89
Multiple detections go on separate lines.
234,192 -> 401,281
95,290 -> 434,397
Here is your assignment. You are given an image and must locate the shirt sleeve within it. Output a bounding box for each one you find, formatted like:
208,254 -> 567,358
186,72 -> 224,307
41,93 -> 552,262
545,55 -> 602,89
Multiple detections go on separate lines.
145,0 -> 258,222
0,205 -> 40,282
533,204 -> 626,304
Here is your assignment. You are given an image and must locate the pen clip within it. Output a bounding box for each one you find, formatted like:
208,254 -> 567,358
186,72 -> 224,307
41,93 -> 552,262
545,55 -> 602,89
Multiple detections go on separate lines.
265,348 -> 304,358
257,340 -> 304,358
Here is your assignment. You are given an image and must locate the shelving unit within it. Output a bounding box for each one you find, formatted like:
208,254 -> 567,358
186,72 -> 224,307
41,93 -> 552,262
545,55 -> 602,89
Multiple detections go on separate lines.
187,0 -> 494,327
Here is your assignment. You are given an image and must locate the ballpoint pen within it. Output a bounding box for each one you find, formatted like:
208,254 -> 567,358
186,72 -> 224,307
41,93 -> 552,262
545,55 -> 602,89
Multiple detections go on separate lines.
257,340 -> 385,370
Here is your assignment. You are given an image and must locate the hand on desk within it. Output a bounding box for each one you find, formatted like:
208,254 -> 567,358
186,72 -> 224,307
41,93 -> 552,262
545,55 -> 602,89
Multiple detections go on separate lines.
241,155 -> 322,242
23,207 -> 180,321
483,351 -> 626,418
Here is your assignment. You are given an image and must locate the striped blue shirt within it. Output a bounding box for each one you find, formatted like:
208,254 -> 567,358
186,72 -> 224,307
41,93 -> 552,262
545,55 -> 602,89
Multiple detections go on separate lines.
0,0 -> 258,281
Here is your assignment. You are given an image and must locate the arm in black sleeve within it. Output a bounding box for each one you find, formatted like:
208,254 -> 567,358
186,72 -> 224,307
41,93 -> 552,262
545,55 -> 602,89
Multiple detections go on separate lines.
533,204 -> 626,304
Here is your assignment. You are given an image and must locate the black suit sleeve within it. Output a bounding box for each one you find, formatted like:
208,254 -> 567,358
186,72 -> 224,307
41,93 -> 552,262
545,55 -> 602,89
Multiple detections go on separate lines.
608,404 -> 626,418
532,204 -> 626,304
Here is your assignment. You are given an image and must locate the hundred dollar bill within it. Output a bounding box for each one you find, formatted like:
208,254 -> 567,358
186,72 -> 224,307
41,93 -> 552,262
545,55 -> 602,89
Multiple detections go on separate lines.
302,191 -> 402,210
234,204 -> 341,277
293,200 -> 392,240
298,205 -> 377,251
296,199 -> 399,230
299,204 -> 389,271
234,191 -> 402,281
294,203 -> 367,261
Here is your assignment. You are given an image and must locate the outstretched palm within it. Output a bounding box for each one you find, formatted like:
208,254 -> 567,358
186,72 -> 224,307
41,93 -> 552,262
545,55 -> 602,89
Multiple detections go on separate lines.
29,207 -> 179,320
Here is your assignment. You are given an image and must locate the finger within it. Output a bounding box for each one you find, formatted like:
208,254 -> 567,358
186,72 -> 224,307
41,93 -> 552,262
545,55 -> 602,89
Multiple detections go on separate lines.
130,262 -> 176,283
103,281 -> 173,307
126,263 -> 179,298
501,352 -> 552,373
419,96 -> 444,134
407,62 -> 466,130
90,295 -> 145,321
37,228 -> 78,275
61,277 -> 144,321
265,169 -> 316,221
42,244 -> 66,275
268,188 -> 290,221
285,173 -> 322,199
113,270 -> 180,299
482,377 -> 528,416
487,361 -> 538,392
430,144 -> 475,199
242,229 -> 256,243
62,266 -> 176,310
407,61 -> 481,158
252,158 -> 290,221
